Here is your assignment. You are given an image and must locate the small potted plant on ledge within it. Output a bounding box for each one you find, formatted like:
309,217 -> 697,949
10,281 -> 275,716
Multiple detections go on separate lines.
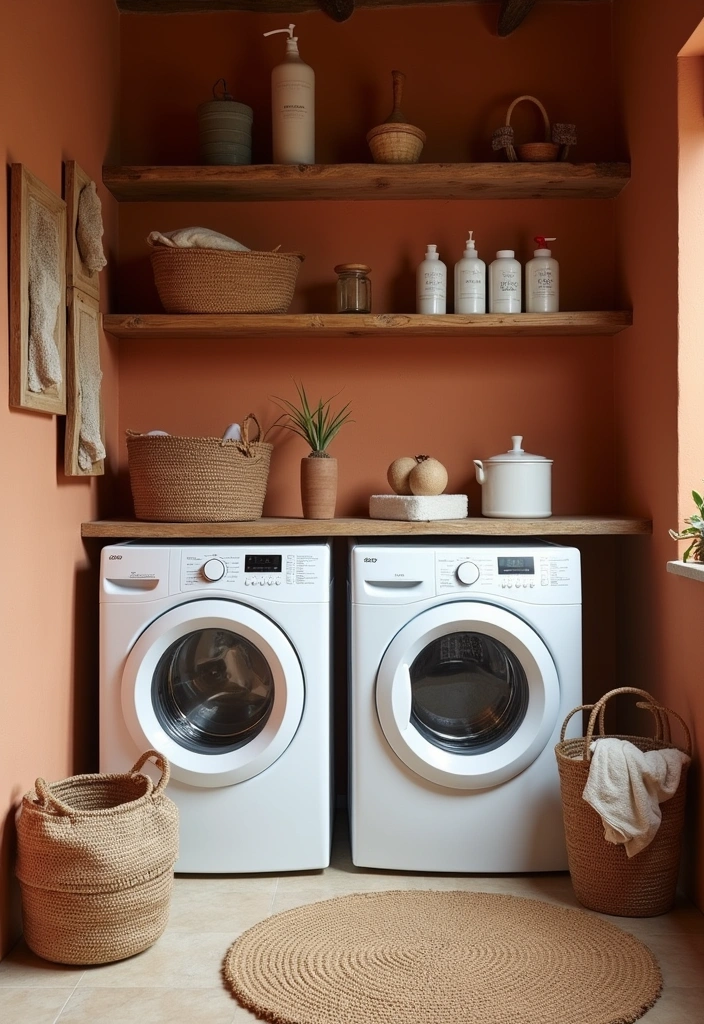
669,487 -> 704,561
274,383 -> 352,519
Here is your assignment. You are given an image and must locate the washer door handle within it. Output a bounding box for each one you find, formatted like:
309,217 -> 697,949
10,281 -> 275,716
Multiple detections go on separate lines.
392,664 -> 413,732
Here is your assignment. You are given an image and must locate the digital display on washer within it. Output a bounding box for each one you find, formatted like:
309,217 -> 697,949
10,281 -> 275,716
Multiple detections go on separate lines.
245,554 -> 282,573
498,556 -> 535,575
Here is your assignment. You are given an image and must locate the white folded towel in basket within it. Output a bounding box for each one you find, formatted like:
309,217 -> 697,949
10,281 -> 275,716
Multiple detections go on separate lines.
583,738 -> 690,857
147,227 -> 250,251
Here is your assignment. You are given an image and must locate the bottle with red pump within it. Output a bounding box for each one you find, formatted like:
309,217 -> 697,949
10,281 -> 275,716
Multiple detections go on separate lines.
526,236 -> 559,312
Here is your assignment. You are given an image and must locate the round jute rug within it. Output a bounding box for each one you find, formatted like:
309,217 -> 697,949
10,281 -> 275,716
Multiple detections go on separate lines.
223,890 -> 661,1024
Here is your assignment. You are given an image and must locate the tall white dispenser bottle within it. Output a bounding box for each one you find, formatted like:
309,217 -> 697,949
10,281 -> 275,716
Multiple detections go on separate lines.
526,236 -> 559,312
488,250 -> 522,313
454,231 -> 486,314
416,245 -> 447,314
263,24 -> 315,164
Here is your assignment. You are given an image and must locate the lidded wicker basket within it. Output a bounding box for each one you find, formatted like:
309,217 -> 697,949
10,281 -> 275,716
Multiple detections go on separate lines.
127,414 -> 272,523
555,687 -> 691,918
149,244 -> 304,314
493,95 -> 576,162
15,750 -> 179,965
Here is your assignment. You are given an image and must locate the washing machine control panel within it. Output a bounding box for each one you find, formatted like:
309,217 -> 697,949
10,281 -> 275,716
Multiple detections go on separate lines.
179,547 -> 329,599
434,547 -> 580,602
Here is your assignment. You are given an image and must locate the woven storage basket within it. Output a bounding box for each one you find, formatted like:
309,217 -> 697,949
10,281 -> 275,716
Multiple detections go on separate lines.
127,414 -> 272,522
16,750 -> 179,965
149,244 -> 304,314
555,687 -> 691,917
492,94 -> 576,162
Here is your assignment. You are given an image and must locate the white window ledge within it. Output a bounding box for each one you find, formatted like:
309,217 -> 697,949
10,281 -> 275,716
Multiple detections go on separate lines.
667,560 -> 704,582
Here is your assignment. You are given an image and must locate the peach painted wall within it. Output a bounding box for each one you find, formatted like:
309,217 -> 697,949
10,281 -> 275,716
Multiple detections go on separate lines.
0,0 -> 120,958
613,0 -> 704,907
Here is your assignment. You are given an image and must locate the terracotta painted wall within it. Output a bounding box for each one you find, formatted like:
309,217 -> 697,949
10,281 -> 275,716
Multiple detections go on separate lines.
0,0 -> 120,958
613,0 -> 704,908
116,3 -> 621,791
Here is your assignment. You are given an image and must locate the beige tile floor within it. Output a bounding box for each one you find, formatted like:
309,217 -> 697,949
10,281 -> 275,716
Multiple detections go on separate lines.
1,816 -> 703,1023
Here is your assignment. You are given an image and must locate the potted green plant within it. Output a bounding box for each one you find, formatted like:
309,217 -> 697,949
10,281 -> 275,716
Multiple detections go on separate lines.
273,384 -> 352,519
669,488 -> 704,561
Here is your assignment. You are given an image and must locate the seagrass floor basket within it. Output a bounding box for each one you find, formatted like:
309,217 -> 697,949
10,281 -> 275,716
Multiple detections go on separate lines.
127,414 -> 272,522
149,245 -> 304,314
555,687 -> 690,917
16,750 -> 179,965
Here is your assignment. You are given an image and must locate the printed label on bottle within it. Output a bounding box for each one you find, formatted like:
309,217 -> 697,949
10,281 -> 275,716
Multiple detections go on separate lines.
419,270 -> 446,298
274,80 -> 312,121
458,271 -> 484,297
532,268 -> 556,297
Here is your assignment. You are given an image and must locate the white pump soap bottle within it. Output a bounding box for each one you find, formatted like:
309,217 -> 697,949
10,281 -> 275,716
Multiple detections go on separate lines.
263,24 -> 315,165
454,231 -> 486,314
417,245 -> 447,314
526,236 -> 559,312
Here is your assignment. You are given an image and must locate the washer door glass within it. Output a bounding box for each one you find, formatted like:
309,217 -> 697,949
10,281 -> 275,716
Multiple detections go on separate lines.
410,632 -> 528,755
152,628 -> 275,754
122,599 -> 305,788
376,602 -> 560,791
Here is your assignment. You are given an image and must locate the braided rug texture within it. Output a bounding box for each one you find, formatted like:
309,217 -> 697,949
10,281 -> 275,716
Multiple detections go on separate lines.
223,890 -> 661,1024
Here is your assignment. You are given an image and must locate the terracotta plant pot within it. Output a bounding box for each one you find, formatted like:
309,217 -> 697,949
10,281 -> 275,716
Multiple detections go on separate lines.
301,456 -> 337,519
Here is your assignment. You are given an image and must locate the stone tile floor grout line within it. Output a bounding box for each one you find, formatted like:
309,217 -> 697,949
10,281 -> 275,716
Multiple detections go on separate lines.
51,973 -> 84,1023
267,877 -> 279,917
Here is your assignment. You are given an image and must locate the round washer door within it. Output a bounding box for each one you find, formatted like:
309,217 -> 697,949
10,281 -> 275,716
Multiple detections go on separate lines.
376,602 -> 559,791
122,599 -> 304,787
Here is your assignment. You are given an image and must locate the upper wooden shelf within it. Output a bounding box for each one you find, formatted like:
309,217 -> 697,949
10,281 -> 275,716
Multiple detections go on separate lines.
82,516 -> 652,539
102,163 -> 631,203
103,311 -> 632,339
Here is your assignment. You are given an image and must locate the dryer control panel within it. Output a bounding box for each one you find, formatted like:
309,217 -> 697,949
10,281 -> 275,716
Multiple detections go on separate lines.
180,545 -> 329,600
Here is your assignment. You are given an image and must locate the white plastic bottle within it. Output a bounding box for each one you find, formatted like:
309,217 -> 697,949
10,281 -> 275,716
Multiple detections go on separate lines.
526,236 -> 559,312
416,245 -> 447,314
454,231 -> 486,314
263,24 -> 315,164
489,250 -> 522,314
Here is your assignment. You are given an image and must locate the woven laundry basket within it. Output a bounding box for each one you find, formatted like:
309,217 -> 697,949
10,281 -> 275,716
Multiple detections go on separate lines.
16,750 -> 179,965
127,414 -> 272,523
555,687 -> 691,917
149,244 -> 304,314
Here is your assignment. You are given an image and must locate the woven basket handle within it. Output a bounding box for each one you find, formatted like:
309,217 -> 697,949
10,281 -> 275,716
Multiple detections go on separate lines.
584,687 -> 692,760
33,778 -> 75,816
130,749 -> 171,796
505,94 -> 551,142
225,413 -> 262,457
559,703 -> 594,743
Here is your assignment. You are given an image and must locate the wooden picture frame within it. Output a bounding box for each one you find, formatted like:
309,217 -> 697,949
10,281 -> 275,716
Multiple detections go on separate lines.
65,161 -> 101,301
10,164 -> 67,414
65,290 -> 105,476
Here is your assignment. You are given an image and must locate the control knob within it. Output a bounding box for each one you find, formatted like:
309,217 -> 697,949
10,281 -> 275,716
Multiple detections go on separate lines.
456,561 -> 480,586
202,558 -> 226,582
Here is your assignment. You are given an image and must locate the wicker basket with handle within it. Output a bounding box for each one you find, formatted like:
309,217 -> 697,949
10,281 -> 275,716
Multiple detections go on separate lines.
149,244 -> 304,314
555,687 -> 691,917
127,414 -> 272,522
492,95 -> 576,162
16,750 -> 178,965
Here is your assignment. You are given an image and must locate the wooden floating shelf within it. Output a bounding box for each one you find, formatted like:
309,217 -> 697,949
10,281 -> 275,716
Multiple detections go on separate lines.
102,163 -> 631,203
103,311 -> 632,340
82,517 -> 652,539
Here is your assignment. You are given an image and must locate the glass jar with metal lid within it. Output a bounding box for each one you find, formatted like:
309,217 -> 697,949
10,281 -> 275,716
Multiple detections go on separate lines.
334,263 -> 372,314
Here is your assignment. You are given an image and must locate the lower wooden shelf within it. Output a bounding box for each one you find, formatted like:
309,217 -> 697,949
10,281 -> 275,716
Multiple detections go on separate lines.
103,311 -> 632,339
81,516 -> 652,539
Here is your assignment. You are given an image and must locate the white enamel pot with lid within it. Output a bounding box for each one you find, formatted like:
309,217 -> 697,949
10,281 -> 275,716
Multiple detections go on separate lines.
474,435 -> 552,518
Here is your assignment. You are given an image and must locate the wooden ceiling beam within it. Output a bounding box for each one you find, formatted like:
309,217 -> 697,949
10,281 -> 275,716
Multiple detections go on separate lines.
116,0 -> 599,14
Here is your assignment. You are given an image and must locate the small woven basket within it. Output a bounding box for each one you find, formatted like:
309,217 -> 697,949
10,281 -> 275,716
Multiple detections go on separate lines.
492,95 -> 576,162
16,750 -> 179,965
555,687 -> 691,917
127,414 -> 272,522
149,245 -> 304,314
367,123 -> 426,164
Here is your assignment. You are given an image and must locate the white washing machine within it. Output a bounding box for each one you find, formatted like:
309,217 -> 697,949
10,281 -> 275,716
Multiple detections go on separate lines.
100,542 -> 332,873
349,542 -> 581,873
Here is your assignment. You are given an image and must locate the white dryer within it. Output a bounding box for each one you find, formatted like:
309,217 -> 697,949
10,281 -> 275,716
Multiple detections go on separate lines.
349,542 -> 581,873
100,542 -> 332,873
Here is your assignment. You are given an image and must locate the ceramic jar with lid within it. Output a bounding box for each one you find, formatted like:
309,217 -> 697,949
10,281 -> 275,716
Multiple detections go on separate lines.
335,264 -> 371,313
473,435 -> 552,518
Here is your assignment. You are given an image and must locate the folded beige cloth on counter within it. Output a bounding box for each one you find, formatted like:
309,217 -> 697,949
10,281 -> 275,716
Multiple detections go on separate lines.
147,227 -> 249,251
583,738 -> 689,857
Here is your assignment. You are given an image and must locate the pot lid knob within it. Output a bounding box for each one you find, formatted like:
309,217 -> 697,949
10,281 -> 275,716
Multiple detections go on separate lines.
510,435 -> 524,453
